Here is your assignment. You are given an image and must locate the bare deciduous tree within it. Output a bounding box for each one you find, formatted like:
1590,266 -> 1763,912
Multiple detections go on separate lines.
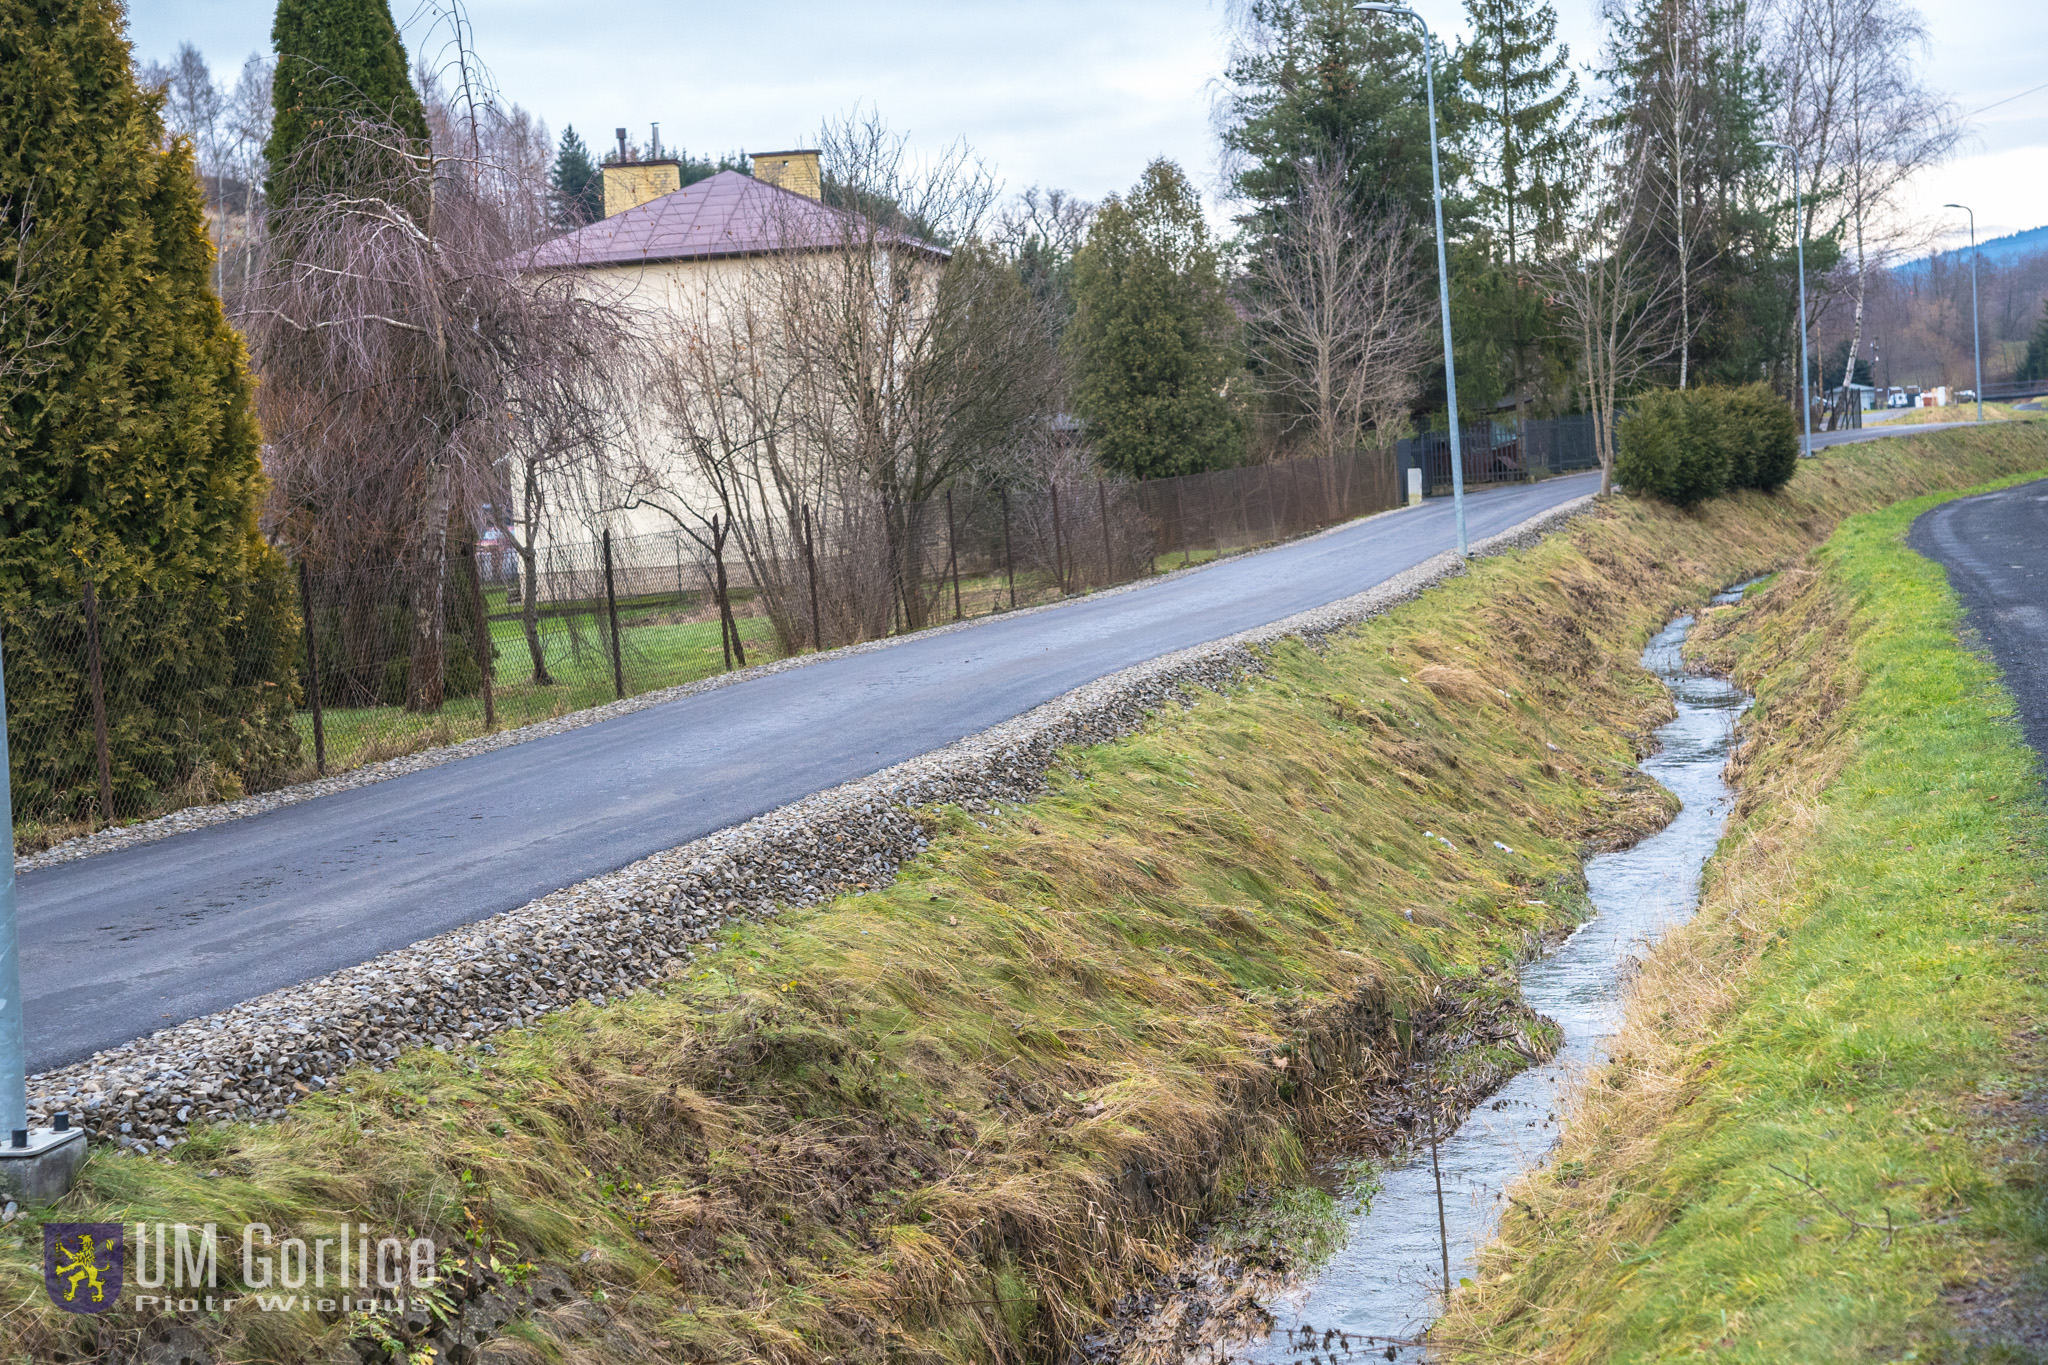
1770,0 -> 1958,400
248,34 -> 637,710
1542,135 -> 1681,494
764,110 -> 1062,633
627,269 -> 865,652
1240,156 -> 1432,462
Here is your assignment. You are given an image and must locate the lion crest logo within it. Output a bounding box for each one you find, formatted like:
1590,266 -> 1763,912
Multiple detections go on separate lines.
44,1223 -> 122,1313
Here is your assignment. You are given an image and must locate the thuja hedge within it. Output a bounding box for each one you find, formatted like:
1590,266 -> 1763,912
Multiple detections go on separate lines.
1,0 -> 301,825
1615,384 -> 1801,507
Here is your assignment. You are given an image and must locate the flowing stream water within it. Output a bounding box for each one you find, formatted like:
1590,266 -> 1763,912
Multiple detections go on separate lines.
1234,594 -> 1754,1363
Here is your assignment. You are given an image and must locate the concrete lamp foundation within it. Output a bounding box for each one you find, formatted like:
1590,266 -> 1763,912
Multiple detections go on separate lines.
0,1119 -> 87,1204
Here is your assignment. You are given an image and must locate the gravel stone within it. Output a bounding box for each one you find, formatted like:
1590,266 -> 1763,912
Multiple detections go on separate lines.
25,497 -> 1591,1147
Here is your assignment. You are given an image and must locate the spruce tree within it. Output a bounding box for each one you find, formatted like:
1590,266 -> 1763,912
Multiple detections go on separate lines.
550,125 -> 602,228
1601,0 -> 1779,388
1068,161 -> 1244,479
263,0 -> 427,211
1220,0 -> 1464,237
1,0 -> 300,820
1458,0 -> 1579,270
1455,0 -> 1580,417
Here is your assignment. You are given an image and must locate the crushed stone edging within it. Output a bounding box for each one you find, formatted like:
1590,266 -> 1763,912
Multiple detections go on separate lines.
30,496 -> 1593,1153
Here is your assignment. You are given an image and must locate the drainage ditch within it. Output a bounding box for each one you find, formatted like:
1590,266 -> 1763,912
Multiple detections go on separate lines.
1215,589 -> 1753,1364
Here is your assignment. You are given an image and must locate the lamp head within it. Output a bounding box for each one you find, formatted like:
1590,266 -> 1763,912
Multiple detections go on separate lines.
1942,202 -> 1968,210
1356,3 -> 1410,11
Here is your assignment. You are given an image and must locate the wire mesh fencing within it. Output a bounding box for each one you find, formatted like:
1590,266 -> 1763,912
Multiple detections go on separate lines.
1399,414 -> 1607,495
5,445 -> 1409,847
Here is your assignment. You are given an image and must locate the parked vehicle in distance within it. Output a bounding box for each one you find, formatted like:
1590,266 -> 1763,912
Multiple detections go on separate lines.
1887,387 -> 1910,408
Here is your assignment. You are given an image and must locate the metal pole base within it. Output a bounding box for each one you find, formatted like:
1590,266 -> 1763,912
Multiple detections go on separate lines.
0,1126 -> 86,1204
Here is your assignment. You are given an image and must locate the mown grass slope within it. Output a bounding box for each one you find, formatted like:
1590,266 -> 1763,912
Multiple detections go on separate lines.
1440,469 -> 2048,1362
8,422 -> 2047,1365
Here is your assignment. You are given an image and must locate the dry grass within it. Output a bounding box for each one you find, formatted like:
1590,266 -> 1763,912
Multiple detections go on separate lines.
6,423 -> 2046,1365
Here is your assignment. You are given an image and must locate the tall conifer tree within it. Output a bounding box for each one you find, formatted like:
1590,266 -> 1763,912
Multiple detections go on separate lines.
1,0 -> 300,816
549,125 -> 602,229
1220,0 -> 1461,238
1455,0 -> 1581,416
263,0 -> 427,210
1069,161 -> 1244,479
1458,0 -> 1579,271
1602,0 -> 1781,387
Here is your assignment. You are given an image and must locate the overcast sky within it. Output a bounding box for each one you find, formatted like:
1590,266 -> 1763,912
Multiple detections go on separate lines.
128,0 -> 2048,247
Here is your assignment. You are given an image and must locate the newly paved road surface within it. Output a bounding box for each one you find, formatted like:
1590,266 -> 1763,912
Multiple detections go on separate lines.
1909,476 -> 2048,763
20,475 -> 1600,1070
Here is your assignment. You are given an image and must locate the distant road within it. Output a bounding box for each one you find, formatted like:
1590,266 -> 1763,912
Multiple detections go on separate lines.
19,474 -> 1599,1071
1810,419 -> 1980,449
1909,477 -> 2048,763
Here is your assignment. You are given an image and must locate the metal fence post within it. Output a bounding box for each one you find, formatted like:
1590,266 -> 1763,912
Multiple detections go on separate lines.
803,505 -> 823,650
945,489 -> 963,620
463,541 -> 496,731
1096,479 -> 1114,585
1049,483 -> 1067,594
602,529 -> 625,700
1000,489 -> 1017,610
297,560 -> 327,774
0,635 -> 26,1138
80,577 -> 114,823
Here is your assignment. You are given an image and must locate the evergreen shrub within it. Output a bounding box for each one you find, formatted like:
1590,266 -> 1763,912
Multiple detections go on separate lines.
1617,385 -> 1801,506
2,0 -> 301,826
1722,382 -> 1801,491
1616,389 -> 1729,506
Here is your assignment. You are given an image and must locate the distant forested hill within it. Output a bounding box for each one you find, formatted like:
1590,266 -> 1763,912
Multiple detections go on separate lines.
1900,223 -> 2048,275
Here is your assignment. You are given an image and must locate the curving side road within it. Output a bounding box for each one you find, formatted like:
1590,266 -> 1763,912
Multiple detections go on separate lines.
20,474 -> 1597,1070
1909,476 -> 2048,763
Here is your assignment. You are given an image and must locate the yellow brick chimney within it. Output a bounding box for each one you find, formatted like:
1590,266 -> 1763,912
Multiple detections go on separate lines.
602,159 -> 682,218
750,149 -> 823,200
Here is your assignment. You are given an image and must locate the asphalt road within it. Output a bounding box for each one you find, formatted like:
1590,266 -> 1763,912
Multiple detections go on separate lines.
1909,477 -> 2048,764
1810,419 -> 1980,450
19,474 -> 1599,1071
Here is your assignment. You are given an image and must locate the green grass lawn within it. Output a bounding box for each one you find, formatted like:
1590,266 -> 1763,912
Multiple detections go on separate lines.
297,610 -> 785,773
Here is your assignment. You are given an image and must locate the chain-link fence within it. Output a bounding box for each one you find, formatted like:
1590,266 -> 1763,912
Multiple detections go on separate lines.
6,445 -> 1413,848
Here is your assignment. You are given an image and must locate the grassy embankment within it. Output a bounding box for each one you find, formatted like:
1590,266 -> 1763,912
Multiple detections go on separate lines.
9,423 -> 2046,1365
1440,469 -> 2048,1362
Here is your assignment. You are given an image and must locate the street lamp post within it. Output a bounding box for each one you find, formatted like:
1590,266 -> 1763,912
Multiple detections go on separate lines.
0,642 -> 23,1142
1943,203 -> 1984,423
1762,142 -> 1813,459
1357,2 -> 1467,556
